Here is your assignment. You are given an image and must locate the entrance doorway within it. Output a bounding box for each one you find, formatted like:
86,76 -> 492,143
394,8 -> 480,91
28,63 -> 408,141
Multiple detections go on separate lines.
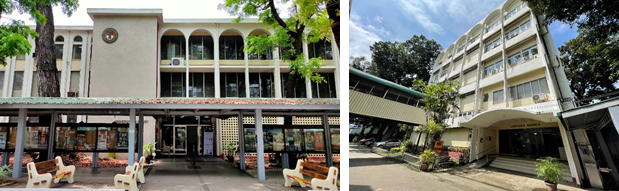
162,124 -> 213,157
498,127 -> 564,158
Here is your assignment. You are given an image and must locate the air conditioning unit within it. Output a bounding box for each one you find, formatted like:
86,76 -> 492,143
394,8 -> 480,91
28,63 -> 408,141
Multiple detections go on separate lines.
511,33 -> 518,38
532,93 -> 546,102
171,57 -> 184,66
67,91 -> 79,97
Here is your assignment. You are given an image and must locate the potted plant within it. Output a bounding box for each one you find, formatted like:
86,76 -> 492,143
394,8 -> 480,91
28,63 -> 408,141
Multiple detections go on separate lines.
535,157 -> 566,191
143,142 -> 157,163
419,150 -> 437,171
225,142 -> 237,163
0,165 -> 13,186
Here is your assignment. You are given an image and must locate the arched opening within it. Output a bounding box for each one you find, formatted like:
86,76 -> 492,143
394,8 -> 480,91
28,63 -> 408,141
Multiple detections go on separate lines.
483,9 -> 503,33
160,29 -> 186,61
55,36 -> 64,60
219,29 -> 244,60
247,29 -> 272,60
189,29 -> 214,60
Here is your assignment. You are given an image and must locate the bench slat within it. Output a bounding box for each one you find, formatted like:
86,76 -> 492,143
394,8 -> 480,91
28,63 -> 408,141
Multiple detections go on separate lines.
300,162 -> 330,174
300,169 -> 327,180
37,166 -> 60,174
34,159 -> 57,169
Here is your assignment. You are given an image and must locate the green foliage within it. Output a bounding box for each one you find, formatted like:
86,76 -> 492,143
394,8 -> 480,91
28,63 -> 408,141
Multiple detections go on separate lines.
219,0 -> 334,85
420,150 -> 437,165
400,139 -> 415,153
390,147 -> 401,152
414,80 -> 461,123
349,56 -> 370,72
0,165 -> 11,181
523,0 -> 618,42
368,35 -> 443,87
535,157 -> 566,184
560,33 -> 619,104
352,136 -> 358,143
417,120 -> 445,135
225,141 -> 237,156
143,142 -> 156,157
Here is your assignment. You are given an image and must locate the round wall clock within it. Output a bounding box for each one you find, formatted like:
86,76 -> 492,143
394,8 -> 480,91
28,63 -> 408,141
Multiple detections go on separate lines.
102,28 -> 118,43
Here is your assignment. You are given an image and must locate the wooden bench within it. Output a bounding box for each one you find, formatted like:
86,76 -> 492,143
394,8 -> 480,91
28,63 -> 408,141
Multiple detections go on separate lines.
26,156 -> 75,188
283,160 -> 339,190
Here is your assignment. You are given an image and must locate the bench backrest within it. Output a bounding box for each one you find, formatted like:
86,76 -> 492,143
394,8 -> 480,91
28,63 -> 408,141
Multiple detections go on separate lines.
34,159 -> 60,175
299,162 -> 330,180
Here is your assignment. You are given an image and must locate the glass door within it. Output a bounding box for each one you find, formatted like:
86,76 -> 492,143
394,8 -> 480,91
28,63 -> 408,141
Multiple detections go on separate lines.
174,126 -> 187,155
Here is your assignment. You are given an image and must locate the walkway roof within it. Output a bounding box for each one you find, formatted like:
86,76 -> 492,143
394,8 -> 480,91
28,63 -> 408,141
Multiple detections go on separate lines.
349,68 -> 426,99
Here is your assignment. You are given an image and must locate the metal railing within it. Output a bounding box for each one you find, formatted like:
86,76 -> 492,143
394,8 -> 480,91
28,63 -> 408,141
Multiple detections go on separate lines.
476,145 -> 496,163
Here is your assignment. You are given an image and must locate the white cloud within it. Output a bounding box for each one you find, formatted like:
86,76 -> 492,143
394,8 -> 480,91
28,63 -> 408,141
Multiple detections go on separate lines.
375,16 -> 383,23
396,0 -> 444,34
349,13 -> 383,60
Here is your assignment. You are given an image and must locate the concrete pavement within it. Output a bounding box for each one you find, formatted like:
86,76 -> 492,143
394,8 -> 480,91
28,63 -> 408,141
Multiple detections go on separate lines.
350,144 -> 503,191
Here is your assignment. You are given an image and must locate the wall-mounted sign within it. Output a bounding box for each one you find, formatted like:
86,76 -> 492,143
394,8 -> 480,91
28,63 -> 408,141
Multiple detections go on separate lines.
433,141 -> 444,153
509,123 -> 541,128
102,28 -> 118,43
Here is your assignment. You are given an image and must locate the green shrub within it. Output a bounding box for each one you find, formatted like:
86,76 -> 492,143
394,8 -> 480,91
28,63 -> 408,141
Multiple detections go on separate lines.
352,136 -> 358,142
536,157 -> 566,184
391,147 -> 401,152
420,150 -> 438,165
0,165 -> 12,182
400,140 -> 414,153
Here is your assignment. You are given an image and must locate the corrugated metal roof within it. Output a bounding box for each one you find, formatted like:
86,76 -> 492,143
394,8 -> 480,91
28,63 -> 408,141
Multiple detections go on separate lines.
349,67 -> 426,99
0,97 -> 339,105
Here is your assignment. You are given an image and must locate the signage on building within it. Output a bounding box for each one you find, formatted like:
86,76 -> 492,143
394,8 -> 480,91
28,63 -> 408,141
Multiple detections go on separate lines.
509,123 -> 541,128
102,28 -> 118,43
203,132 -> 213,156
433,141 -> 444,153
114,120 -> 148,124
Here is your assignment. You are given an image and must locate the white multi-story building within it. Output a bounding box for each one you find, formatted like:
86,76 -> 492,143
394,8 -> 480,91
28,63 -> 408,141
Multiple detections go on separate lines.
427,0 -> 583,186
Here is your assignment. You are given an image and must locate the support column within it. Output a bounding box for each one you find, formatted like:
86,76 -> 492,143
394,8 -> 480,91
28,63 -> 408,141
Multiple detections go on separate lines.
594,130 -> 619,187
47,112 -> 57,160
607,106 -> 619,187
128,108 -> 136,166
138,112 -> 144,160
92,153 -> 99,168
322,113 -> 333,167
558,122 -> 580,184
238,113 -> 245,169
255,109 -> 265,181
13,108 -> 27,179
1,152 -> 7,167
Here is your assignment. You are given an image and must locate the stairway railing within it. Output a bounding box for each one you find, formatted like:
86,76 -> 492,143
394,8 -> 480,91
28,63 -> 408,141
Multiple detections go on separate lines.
476,145 -> 496,163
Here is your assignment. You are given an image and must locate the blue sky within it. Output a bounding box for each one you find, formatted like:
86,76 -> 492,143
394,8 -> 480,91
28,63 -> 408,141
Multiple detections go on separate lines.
349,0 -> 579,60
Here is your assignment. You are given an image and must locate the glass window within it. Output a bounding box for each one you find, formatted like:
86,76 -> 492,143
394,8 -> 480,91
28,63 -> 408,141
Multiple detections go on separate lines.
74,36 -> 82,42
0,71 -> 4,93
517,84 -> 525,99
285,129 -> 304,151
483,93 -> 489,102
243,128 -> 256,151
308,39 -> 333,59
55,36 -> 64,42
260,73 -> 274,98
12,71 -> 23,97
72,45 -> 82,60
220,73 -> 246,98
249,73 -> 260,98
0,127 -> 8,150
331,128 -> 340,153
189,73 -> 204,97
116,128 -> 130,149
263,128 -> 284,151
161,73 -> 171,97
189,36 -> 214,60
524,82 -> 532,98
493,89 -> 504,104
312,73 -> 337,98
219,36 -> 244,60
509,86 -> 517,101
76,127 -> 97,150
171,72 -> 185,97
69,71 -> 79,92
161,36 -> 186,60
303,129 -> 325,151
55,44 -> 63,60
531,79 -> 541,94
539,78 -> 550,93
281,73 -> 307,98
22,126 -> 49,150
97,127 -> 114,150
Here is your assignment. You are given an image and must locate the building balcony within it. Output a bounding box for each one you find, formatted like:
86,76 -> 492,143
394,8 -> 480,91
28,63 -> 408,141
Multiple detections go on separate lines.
504,27 -> 536,50
188,60 -> 215,66
506,54 -> 544,79
513,97 -> 560,114
454,50 -> 465,60
248,60 -> 274,66
479,70 -> 504,88
462,60 -> 478,72
504,6 -> 530,27
448,70 -> 460,80
459,81 -> 477,94
481,45 -> 502,62
220,60 -> 245,66
483,27 -> 501,42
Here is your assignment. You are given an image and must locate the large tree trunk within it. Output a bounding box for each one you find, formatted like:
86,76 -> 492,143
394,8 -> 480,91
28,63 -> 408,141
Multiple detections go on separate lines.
35,3 -> 60,97
326,0 -> 340,50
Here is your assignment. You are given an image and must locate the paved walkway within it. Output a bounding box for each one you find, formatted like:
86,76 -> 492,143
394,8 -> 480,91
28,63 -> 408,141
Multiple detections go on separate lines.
350,144 -> 501,191
3,156 -> 303,190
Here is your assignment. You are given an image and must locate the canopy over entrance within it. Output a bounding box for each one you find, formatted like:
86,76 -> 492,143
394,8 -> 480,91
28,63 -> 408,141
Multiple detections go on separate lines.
460,108 -> 559,128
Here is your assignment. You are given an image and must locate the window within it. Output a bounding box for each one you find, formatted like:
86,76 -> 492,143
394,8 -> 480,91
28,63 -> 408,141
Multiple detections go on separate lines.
55,36 -> 64,42
484,37 -> 502,52
74,36 -> 82,42
12,71 -> 23,97
308,39 -> 333,59
72,36 -> 83,60
188,73 -> 215,98
69,71 -> 79,92
469,35 -> 480,46
220,73 -> 246,97
160,72 -> 186,97
160,36 -> 186,60
55,44 -> 64,60
457,45 -> 465,53
484,60 -> 503,76
504,3 -> 527,21
281,73 -> 307,98
189,36 -> 214,60
507,77 -> 550,101
505,20 -> 532,41
312,73 -> 337,98
219,36 -> 244,60
248,73 -> 274,98
493,89 -> 504,104
483,93 -> 489,102
0,71 -> 4,93
486,19 -> 501,33
16,55 -> 26,60
507,45 -> 539,66
440,68 -> 450,77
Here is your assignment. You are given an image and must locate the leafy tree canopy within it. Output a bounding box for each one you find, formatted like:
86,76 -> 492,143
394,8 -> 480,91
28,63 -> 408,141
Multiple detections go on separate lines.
414,79 -> 461,124
349,56 -> 370,72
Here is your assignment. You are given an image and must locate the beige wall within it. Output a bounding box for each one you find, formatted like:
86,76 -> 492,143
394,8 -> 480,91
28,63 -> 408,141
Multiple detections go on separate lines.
462,70 -> 477,85
465,48 -> 480,63
482,82 -> 504,110
462,95 -> 475,112
90,16 -> 158,97
441,128 -> 470,147
505,38 -> 536,57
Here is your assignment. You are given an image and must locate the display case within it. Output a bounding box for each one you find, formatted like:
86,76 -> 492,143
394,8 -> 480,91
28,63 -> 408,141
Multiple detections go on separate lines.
243,124 -> 337,153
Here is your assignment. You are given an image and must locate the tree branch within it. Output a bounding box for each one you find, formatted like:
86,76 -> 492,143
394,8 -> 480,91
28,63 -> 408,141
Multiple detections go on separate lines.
268,0 -> 287,28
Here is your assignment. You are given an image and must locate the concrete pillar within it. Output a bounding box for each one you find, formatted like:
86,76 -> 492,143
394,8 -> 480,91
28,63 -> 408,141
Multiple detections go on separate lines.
92,152 -> 98,168
594,130 -> 619,187
138,112 -> 144,160
128,108 -> 136,166
1,152 -> 8,166
322,113 -> 333,167
47,113 -> 57,160
13,108 -> 27,179
558,122 -> 579,184
238,113 -> 245,169
255,109 -> 265,181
